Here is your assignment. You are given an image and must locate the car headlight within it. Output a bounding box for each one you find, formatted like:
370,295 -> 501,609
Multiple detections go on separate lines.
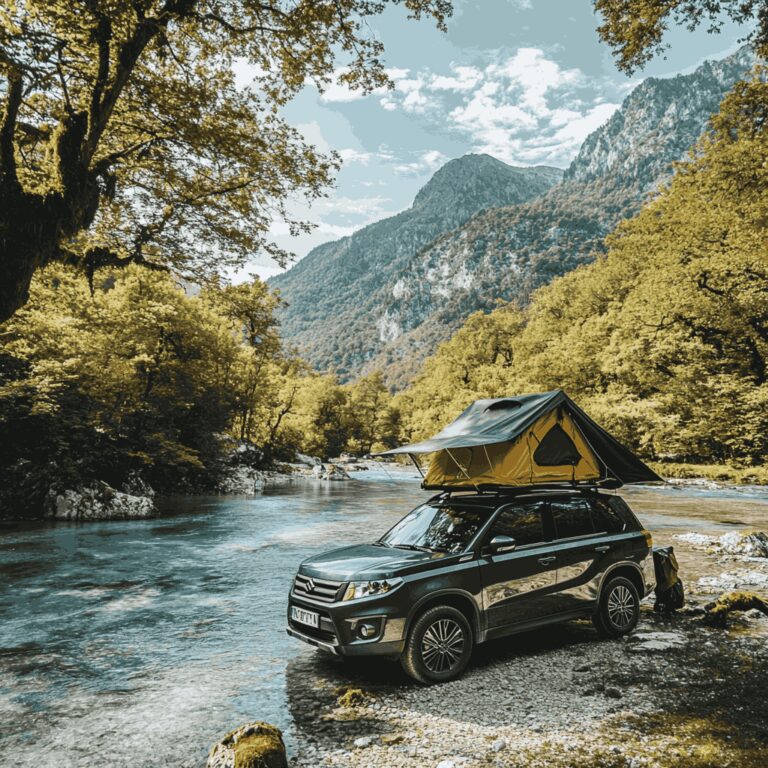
342,578 -> 402,601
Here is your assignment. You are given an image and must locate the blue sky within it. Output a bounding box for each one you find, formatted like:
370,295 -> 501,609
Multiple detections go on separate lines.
241,0 -> 750,279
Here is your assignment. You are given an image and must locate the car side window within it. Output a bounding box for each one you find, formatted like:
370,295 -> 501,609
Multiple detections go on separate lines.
551,497 -> 594,540
589,497 -> 625,534
489,501 -> 546,547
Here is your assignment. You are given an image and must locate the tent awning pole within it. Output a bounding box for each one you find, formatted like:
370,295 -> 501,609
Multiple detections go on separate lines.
408,453 -> 425,478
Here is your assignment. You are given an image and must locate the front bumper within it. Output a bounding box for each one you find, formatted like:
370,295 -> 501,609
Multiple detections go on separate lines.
287,592 -> 407,658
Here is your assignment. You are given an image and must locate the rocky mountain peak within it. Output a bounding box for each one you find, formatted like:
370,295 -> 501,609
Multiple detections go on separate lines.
565,46 -> 755,186
412,154 -> 563,211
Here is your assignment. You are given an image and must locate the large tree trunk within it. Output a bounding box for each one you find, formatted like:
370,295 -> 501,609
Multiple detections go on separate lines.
0,189 -> 65,324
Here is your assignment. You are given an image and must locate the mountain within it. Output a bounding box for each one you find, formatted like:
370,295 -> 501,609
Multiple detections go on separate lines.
269,155 -> 563,375
272,47 -> 755,386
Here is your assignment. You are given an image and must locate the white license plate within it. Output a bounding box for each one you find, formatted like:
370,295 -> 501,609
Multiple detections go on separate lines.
291,606 -> 319,628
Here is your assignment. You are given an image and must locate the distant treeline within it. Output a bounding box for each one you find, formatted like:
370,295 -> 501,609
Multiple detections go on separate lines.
0,268 -> 399,515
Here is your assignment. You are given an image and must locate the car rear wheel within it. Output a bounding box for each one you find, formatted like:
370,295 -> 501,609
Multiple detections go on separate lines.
401,605 -> 473,684
593,576 -> 640,638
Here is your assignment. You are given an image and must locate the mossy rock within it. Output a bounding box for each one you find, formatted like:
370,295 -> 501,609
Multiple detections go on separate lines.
703,591 -> 768,628
335,686 -> 370,708
207,722 -> 287,768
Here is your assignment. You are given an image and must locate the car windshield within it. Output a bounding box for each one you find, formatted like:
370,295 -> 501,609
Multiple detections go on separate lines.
379,502 -> 494,554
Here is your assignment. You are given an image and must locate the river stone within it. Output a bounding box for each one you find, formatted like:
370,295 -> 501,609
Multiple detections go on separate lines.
207,722 -> 287,768
47,481 -> 155,520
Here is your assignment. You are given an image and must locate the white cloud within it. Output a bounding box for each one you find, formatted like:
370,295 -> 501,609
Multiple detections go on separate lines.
430,65 -> 483,92
319,67 -> 411,103
393,149 -> 449,176
363,47 -> 621,166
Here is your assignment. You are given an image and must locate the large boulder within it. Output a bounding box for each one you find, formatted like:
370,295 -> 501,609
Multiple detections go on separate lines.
218,467 -> 265,495
207,722 -> 287,768
47,481 -> 155,520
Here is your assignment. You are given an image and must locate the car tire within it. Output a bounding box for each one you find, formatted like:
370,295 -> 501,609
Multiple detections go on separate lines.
401,605 -> 473,685
593,576 -> 640,638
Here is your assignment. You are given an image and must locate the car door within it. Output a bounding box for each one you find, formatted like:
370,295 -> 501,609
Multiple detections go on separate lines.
550,495 -> 613,611
478,500 -> 560,630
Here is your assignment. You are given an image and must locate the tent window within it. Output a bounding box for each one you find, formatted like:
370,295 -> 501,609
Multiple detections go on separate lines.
484,399 -> 522,412
533,424 -> 581,466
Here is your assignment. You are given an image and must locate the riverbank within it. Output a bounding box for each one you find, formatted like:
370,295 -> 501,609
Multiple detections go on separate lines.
650,462 -> 768,486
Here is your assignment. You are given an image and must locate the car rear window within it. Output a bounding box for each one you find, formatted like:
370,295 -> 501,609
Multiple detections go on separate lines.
606,495 -> 642,529
590,497 -> 626,533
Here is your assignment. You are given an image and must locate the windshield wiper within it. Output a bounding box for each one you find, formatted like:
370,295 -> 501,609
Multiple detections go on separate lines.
372,541 -> 392,547
392,543 -> 433,552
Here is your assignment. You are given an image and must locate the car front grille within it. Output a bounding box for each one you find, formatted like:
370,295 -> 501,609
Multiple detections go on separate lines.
292,573 -> 346,603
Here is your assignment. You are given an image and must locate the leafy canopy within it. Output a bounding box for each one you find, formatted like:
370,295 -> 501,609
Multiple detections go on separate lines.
0,0 -> 452,322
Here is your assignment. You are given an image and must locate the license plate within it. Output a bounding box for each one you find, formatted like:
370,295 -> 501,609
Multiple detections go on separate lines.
291,605 -> 319,628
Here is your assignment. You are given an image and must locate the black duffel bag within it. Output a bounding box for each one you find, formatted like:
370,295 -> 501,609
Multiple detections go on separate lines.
653,546 -> 685,613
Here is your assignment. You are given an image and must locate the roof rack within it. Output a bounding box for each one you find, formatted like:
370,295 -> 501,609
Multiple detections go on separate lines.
423,479 -> 620,495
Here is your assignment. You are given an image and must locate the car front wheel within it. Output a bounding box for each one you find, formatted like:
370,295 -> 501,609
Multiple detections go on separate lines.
401,605 -> 473,684
593,575 -> 640,638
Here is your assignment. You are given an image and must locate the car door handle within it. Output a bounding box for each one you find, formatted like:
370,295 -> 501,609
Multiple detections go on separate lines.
594,545 -> 611,552
538,556 -> 556,565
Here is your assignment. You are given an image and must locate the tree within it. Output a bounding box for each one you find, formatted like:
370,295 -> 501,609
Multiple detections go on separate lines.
594,0 -> 768,74
0,0 -> 452,324
345,371 -> 398,454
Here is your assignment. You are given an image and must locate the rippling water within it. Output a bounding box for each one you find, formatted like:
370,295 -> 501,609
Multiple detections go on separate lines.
1,470 -> 766,767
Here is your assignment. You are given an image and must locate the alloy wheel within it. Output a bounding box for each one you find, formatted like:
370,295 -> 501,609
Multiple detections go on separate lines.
607,584 -> 635,629
420,618 -> 465,673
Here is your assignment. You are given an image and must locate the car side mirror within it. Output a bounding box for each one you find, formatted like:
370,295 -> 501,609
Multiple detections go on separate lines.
489,535 -> 516,554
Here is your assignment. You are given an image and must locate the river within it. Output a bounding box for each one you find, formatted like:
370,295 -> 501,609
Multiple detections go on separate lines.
1,468 -> 767,767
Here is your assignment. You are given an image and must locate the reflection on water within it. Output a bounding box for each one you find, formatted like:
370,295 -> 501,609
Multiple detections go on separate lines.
0,472 -> 766,767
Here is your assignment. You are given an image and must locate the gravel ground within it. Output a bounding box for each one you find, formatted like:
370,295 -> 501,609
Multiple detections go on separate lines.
285,601 -> 768,768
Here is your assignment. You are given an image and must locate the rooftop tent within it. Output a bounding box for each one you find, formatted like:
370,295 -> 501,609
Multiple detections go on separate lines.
379,390 -> 662,489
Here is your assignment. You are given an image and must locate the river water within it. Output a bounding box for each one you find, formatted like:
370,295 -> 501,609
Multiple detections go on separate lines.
1,468 -> 767,768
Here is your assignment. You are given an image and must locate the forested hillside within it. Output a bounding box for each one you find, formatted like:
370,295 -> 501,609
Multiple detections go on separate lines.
269,155 -> 562,376
396,72 -> 768,472
365,46 -> 756,386
272,47 -> 754,387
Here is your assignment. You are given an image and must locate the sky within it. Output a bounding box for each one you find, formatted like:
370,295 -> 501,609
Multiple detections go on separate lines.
238,0 -> 750,280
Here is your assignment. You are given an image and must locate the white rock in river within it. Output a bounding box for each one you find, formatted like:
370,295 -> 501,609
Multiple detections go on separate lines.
47,481 -> 155,520
295,452 -> 322,466
675,531 -> 768,558
312,463 -> 350,481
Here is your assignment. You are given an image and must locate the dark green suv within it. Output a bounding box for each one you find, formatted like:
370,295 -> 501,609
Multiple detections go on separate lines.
286,488 -> 654,684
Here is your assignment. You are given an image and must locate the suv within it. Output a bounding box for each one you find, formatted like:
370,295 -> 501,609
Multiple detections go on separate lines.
286,488 -> 654,684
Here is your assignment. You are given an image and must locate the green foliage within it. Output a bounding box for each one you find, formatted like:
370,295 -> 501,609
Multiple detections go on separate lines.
0,265 -> 399,514
400,71 -> 768,469
0,0 -> 452,323
594,0 -> 768,74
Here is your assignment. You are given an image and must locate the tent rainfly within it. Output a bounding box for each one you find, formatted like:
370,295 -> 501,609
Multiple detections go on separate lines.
379,390 -> 662,489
